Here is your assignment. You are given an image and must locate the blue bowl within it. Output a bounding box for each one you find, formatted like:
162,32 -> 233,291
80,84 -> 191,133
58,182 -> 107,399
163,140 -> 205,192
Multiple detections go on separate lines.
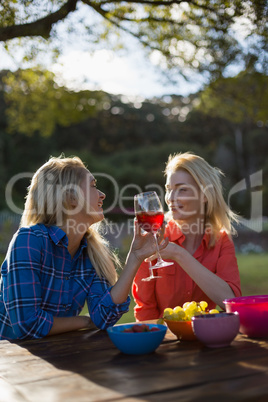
107,323 -> 167,355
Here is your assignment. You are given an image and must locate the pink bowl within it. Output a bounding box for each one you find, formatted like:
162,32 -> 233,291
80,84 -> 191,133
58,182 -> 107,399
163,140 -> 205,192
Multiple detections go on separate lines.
191,312 -> 240,348
224,295 -> 268,338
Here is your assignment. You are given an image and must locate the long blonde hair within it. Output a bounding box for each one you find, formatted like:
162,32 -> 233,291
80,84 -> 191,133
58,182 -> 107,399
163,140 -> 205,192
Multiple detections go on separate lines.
165,152 -> 239,247
21,155 -> 118,285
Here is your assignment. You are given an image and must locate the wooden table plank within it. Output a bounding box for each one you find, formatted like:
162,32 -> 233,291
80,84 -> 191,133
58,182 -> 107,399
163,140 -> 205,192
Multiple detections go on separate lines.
1,329 -> 268,401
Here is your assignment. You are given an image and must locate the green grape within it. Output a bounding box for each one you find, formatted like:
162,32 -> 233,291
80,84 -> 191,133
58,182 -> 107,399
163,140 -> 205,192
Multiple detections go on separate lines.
187,301 -> 197,310
199,301 -> 208,311
163,300 -> 211,322
173,306 -> 183,313
183,302 -> 190,309
163,307 -> 173,318
174,310 -> 186,321
167,313 -> 177,321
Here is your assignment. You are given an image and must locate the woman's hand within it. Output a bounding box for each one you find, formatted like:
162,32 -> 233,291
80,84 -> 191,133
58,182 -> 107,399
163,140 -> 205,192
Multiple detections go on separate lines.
145,240 -> 180,263
129,220 -> 169,264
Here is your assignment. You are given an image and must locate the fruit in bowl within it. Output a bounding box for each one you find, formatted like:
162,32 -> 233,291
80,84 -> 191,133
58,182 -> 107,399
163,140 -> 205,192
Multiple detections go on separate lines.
122,324 -> 160,333
191,312 -> 240,347
224,295 -> 268,338
160,301 -> 219,341
107,323 -> 167,355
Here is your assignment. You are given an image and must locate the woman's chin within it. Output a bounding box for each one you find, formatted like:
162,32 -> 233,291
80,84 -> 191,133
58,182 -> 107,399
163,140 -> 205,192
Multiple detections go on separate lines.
93,212 -> 104,224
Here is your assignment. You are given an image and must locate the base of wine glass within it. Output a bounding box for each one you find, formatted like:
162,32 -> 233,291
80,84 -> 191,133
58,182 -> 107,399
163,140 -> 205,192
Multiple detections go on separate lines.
153,260 -> 174,269
142,275 -> 162,281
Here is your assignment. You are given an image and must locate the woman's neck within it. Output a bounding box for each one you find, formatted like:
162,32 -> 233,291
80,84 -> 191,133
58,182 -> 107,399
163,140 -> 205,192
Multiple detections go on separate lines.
61,223 -> 86,259
182,233 -> 204,255
177,217 -> 205,236
177,218 -> 205,255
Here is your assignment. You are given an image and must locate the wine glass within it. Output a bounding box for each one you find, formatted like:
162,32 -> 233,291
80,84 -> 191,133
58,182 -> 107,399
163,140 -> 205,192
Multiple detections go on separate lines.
134,191 -> 173,280
142,261 -> 162,281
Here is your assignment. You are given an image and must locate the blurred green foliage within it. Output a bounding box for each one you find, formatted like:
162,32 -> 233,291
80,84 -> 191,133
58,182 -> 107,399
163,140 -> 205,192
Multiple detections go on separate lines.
0,68 -> 267,221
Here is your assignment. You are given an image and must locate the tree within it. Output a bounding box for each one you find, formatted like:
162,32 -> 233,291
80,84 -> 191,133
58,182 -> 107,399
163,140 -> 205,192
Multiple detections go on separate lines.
2,68 -> 109,136
0,1 -> 267,82
198,71 -> 268,219
198,70 -> 268,176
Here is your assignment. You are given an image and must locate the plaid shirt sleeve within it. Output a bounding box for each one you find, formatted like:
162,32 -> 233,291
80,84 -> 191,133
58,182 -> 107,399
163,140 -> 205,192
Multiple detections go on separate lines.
3,228 -> 54,339
87,277 -> 130,330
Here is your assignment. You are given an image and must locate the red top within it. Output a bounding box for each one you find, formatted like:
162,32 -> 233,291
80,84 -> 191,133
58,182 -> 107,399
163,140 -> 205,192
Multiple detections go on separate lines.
132,220 -> 242,321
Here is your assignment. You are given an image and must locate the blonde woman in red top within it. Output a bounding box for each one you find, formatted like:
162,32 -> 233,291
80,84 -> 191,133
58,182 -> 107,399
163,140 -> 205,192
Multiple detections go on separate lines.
133,152 -> 242,321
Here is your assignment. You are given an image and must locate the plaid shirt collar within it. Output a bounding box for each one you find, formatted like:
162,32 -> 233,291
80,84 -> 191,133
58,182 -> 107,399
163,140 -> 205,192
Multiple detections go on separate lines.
43,224 -> 88,250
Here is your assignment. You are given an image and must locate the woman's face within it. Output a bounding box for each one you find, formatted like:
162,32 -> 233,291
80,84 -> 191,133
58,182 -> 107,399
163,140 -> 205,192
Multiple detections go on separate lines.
165,169 -> 206,224
79,171 -> 106,225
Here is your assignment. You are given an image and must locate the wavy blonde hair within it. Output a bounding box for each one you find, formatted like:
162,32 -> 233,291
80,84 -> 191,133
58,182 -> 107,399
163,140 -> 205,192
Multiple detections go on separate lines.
21,155 -> 118,285
165,152 -> 239,247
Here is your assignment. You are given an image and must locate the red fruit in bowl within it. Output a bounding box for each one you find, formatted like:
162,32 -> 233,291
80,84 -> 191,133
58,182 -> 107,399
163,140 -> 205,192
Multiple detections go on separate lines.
123,328 -> 133,333
132,324 -> 145,332
122,324 -> 158,333
141,324 -> 150,332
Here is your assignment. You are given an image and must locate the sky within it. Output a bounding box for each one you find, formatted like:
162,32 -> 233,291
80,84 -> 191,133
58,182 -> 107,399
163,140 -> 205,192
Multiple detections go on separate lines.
0,2 -> 257,99
51,49 -> 203,98
0,43 -> 203,99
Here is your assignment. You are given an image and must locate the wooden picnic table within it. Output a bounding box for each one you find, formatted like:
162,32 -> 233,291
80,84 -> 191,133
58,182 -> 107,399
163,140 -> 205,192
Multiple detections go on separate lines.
1,322 -> 268,402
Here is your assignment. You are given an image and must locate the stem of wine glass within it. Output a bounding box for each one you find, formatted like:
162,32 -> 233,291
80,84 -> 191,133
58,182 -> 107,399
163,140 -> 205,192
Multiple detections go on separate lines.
153,232 -> 164,263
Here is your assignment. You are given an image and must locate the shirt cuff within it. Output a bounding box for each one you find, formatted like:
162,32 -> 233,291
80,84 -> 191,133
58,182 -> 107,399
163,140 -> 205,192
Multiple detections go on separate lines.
102,286 -> 131,312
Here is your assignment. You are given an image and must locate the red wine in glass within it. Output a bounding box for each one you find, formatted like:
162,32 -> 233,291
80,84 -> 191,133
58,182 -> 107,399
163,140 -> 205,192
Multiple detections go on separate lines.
136,211 -> 164,233
134,191 -> 173,280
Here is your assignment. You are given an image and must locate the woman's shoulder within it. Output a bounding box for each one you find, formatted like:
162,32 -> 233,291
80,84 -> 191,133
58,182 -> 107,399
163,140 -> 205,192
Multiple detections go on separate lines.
17,223 -> 50,238
217,230 -> 234,242
3,225 -> 47,265
10,224 -> 55,249
214,230 -> 236,251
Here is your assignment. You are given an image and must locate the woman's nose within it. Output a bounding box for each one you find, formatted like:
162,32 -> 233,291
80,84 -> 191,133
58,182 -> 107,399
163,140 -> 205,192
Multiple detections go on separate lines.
166,189 -> 180,203
99,190 -> 106,200
165,190 -> 173,204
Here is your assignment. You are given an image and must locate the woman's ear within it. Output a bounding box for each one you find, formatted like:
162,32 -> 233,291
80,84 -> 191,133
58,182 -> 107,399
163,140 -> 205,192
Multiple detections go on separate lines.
65,190 -> 78,209
69,194 -> 78,208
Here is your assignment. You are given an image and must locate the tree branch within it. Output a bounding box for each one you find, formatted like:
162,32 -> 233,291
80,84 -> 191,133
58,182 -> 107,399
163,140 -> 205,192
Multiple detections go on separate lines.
0,0 -> 79,41
97,0 -> 232,19
98,0 -> 188,6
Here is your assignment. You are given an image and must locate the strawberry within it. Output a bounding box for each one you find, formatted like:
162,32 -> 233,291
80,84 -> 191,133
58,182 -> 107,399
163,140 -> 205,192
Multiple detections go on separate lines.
132,324 -> 144,332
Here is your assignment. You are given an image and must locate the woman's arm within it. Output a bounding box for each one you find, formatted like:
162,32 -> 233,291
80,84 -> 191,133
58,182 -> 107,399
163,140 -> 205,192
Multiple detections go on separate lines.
110,221 -> 168,305
4,228 -> 97,339
47,315 -> 95,336
175,248 -> 235,309
146,240 -> 237,310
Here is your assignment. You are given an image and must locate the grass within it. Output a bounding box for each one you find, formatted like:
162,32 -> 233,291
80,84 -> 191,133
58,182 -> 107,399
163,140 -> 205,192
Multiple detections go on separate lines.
237,253 -> 268,296
1,253 -> 268,324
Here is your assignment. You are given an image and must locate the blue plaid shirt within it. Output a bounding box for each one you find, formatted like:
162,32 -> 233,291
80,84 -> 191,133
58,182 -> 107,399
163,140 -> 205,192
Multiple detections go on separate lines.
0,224 -> 130,340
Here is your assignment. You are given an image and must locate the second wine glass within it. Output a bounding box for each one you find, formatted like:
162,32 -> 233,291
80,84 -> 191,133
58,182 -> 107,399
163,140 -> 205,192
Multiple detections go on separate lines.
134,191 -> 173,272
